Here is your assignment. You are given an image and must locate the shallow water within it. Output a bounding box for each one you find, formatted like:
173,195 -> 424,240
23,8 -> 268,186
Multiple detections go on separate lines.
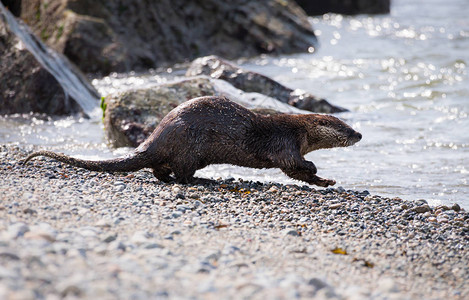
1,0 -> 468,208
239,0 -> 469,207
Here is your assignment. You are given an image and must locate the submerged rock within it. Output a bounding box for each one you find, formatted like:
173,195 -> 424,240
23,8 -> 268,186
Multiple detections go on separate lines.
18,0 -> 317,74
0,6 -> 82,115
295,0 -> 391,16
186,56 -> 347,113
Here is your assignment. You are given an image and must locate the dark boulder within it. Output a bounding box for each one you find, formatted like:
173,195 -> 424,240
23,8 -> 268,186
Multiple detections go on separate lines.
1,0 -> 21,17
295,0 -> 390,16
0,5 -> 82,115
186,56 -> 347,113
18,0 -> 317,75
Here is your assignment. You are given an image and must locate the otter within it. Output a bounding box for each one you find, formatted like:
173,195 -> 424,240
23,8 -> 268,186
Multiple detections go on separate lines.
23,96 -> 362,187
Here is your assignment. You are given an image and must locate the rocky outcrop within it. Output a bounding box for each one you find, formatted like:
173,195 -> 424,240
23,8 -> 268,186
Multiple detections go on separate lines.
17,0 -> 317,75
294,0 -> 391,16
186,56 -> 347,113
0,4 -> 82,115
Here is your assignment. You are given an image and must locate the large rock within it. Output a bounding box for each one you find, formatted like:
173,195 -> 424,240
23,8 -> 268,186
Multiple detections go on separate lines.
0,4 -> 82,115
17,0 -> 317,75
103,77 -> 220,148
1,1 -> 21,17
186,55 -> 347,113
295,0 -> 391,16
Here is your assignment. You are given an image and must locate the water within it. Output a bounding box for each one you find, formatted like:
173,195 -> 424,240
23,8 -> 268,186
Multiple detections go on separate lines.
237,0 -> 469,208
1,0 -> 467,208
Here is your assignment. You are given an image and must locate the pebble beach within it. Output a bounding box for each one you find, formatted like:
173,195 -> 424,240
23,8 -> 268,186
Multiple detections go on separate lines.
0,144 -> 467,299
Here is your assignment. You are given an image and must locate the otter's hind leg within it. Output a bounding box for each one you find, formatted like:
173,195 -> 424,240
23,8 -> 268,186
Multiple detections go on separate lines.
152,166 -> 173,183
171,162 -> 197,184
171,159 -> 213,184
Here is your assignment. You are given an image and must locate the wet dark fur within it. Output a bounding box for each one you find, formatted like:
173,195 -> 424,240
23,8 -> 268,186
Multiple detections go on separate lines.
23,96 -> 362,187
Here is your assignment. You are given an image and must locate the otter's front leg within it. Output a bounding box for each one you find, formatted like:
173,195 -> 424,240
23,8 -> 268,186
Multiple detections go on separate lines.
281,160 -> 336,187
309,175 -> 336,187
267,149 -> 335,187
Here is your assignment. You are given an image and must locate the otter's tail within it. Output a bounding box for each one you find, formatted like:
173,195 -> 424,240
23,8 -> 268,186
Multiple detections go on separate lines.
23,150 -> 148,173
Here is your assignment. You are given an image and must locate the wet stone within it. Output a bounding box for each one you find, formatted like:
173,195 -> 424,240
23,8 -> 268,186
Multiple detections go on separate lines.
451,203 -> 461,212
172,212 -> 183,218
413,205 -> 431,214
176,205 -> 191,213
0,251 -> 20,260
103,234 -> 117,243
328,203 -> 342,210
283,229 -> 300,237
7,223 -> 30,239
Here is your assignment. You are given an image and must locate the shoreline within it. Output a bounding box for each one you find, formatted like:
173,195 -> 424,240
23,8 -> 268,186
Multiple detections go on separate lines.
1,144 -> 468,299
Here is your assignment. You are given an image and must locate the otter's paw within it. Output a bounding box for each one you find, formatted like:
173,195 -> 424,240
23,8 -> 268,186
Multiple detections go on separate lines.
154,175 -> 175,183
190,177 -> 217,186
316,178 -> 336,187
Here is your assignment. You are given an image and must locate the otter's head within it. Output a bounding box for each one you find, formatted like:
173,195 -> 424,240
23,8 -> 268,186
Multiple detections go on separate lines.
302,114 -> 362,154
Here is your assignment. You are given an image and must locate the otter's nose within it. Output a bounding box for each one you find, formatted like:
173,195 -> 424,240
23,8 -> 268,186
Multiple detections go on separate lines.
356,132 -> 362,141
349,131 -> 362,143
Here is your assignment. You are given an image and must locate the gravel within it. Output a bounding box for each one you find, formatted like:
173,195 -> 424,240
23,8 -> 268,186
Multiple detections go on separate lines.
0,144 -> 468,299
